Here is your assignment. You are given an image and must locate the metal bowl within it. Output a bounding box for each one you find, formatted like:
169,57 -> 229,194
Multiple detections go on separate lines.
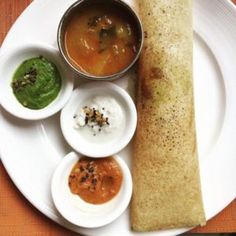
57,0 -> 143,81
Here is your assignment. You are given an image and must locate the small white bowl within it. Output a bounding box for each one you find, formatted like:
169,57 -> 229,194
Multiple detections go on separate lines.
60,81 -> 137,157
0,43 -> 74,120
51,151 -> 132,228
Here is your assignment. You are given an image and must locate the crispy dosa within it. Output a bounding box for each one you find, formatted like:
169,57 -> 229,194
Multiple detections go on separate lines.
131,0 -> 206,231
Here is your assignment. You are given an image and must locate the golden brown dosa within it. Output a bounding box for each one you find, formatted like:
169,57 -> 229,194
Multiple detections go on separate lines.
131,0 -> 206,231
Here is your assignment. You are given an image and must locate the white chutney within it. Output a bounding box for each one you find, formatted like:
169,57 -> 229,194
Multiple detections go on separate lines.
74,96 -> 125,144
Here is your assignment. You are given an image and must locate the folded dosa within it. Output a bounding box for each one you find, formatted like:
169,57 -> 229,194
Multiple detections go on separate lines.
131,0 -> 206,231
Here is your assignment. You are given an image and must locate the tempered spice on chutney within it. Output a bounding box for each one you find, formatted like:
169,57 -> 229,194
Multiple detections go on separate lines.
12,56 -> 61,109
68,157 -> 123,204
64,3 -> 139,76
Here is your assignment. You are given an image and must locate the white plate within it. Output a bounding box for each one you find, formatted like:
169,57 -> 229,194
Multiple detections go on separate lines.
1,0 -> 236,235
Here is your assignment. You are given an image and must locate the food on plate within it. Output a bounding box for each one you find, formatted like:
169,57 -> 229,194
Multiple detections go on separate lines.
51,152 -> 132,228
68,156 -> 123,204
64,3 -> 139,76
11,56 -> 61,109
131,0 -> 206,231
60,82 -> 137,157
73,96 -> 124,140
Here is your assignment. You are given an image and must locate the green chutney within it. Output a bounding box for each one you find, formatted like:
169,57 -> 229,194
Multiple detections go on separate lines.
12,56 -> 62,109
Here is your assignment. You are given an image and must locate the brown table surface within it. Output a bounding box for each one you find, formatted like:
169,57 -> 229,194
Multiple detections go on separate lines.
1,0 -> 236,235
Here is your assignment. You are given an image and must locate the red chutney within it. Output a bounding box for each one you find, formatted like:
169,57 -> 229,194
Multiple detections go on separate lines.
68,157 -> 123,204
64,4 -> 138,76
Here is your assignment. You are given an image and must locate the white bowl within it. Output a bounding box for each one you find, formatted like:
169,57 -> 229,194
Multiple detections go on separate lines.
60,81 -> 137,157
51,151 -> 132,228
0,43 -> 74,120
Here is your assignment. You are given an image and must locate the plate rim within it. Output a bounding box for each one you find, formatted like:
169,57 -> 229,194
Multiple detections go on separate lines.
1,0 -> 236,235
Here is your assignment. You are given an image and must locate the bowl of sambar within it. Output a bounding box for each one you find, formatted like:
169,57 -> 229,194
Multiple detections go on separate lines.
57,0 -> 143,80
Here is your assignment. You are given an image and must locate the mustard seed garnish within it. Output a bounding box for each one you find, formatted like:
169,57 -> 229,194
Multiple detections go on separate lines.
80,176 -> 86,183
92,178 -> 97,185
12,68 -> 38,92
80,106 -> 110,129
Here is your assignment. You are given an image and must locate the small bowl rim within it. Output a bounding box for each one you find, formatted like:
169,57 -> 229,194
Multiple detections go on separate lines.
0,43 -> 74,120
60,81 -> 137,157
51,151 -> 133,228
57,0 -> 144,81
